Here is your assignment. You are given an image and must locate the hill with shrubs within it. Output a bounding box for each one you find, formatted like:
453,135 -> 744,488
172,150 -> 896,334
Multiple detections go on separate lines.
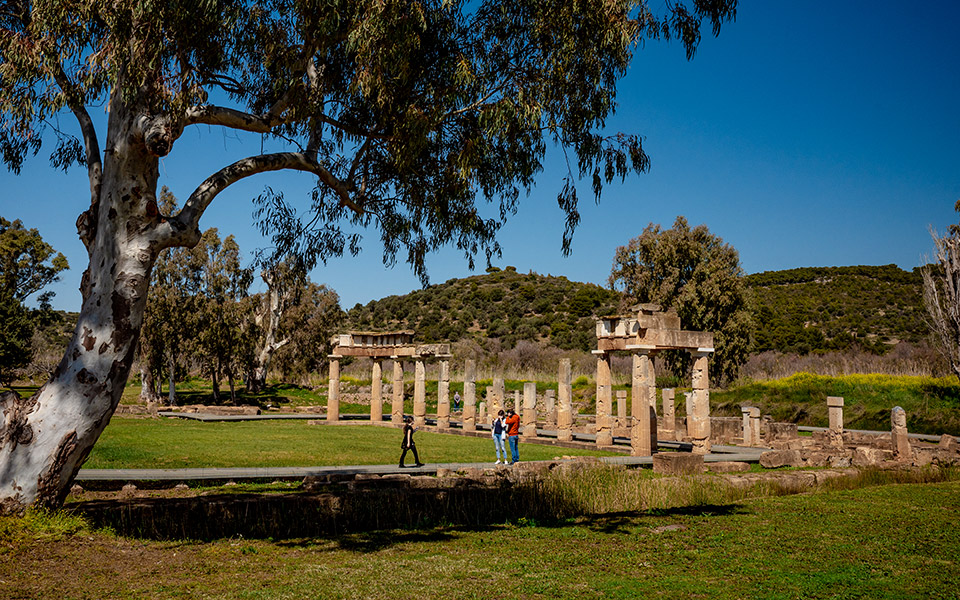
347,263 -> 929,358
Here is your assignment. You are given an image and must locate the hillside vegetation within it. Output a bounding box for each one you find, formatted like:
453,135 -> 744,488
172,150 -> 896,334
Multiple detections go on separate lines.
347,264 -> 928,358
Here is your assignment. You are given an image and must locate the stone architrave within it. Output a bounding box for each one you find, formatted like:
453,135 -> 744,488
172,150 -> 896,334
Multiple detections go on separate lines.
557,359 -> 574,441
827,396 -> 844,448
327,357 -> 340,422
545,389 -> 557,429
437,360 -> 451,429
522,382 -> 537,438
595,354 -> 613,446
741,406 -> 753,446
749,407 -> 761,445
463,359 -> 477,432
616,390 -> 627,429
391,358 -> 404,424
631,352 -> 655,456
370,360 -> 383,423
891,406 -> 911,461
661,388 -> 676,439
688,352 -> 711,454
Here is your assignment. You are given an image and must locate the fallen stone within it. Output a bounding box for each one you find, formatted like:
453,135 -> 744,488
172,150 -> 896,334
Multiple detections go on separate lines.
759,449 -> 802,469
707,461 -> 751,473
652,453 -> 704,475
851,446 -> 891,467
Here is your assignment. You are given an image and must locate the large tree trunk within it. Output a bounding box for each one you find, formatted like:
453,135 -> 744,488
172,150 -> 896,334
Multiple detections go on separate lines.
0,99 -> 172,513
139,361 -> 160,404
250,280 -> 289,393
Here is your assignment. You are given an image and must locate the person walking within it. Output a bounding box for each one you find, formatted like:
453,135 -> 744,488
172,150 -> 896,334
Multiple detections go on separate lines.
504,408 -> 521,464
492,409 -> 507,464
399,415 -> 424,468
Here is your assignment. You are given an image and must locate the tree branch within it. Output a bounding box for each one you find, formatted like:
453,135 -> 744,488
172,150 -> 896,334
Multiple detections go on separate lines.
159,152 -> 361,247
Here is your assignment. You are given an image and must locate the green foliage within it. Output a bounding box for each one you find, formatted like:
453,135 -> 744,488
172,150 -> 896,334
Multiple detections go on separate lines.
747,264 -> 926,355
609,216 -> 753,385
0,291 -> 32,386
0,216 -> 69,305
346,269 -> 619,351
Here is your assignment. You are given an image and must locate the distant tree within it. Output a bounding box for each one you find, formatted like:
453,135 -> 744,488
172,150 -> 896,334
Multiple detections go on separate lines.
0,217 -> 69,385
922,200 -> 960,381
247,256 -> 307,393
0,0 -> 737,511
272,283 -> 343,384
609,216 -> 753,385
0,217 -> 69,306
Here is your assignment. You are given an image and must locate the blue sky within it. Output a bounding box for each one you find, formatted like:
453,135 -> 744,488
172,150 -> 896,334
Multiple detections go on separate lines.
3,1 -> 959,312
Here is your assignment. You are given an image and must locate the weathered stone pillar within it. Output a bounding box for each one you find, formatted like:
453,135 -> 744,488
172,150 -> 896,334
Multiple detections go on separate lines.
522,382 -> 537,438
749,407 -> 761,446
437,360 -> 450,429
370,359 -> 383,423
327,357 -> 340,422
413,360 -> 426,428
891,406 -> 911,461
513,389 -> 521,417
616,390 -> 627,429
391,358 -> 404,424
463,359 -> 477,432
485,386 -> 495,422
478,401 -> 487,423
631,352 -> 655,456
545,389 -> 557,429
827,396 -> 844,448
557,359 -> 573,441
741,406 -> 753,446
493,377 -> 506,418
688,351 -> 711,454
661,388 -> 676,439
595,353 -> 613,446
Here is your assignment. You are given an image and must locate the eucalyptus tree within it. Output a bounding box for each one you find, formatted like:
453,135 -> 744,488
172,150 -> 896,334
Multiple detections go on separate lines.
248,256 -> 308,393
922,200 -> 960,382
609,216 -> 752,386
272,281 -> 343,384
0,0 -> 737,511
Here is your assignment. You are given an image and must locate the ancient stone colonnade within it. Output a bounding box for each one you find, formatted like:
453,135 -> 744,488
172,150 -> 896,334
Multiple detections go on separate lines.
328,331 -> 451,428
594,305 -> 714,455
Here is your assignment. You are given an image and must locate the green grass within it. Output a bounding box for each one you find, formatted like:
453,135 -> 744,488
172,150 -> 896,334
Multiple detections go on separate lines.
85,417 -> 614,469
2,479 -> 958,598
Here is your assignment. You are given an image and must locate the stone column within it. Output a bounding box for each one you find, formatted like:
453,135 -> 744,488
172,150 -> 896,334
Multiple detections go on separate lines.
327,357 -> 340,422
413,359 -> 426,428
513,389 -> 521,416
595,353 -> 613,446
749,407 -> 761,446
485,386 -> 495,422
662,388 -> 676,440
463,359 -> 477,432
557,358 -> 573,441
522,382 -> 537,438
616,390 -> 627,429
631,352 -> 655,456
688,351 -> 712,454
370,359 -> 383,423
741,406 -> 753,446
391,358 -> 404,424
437,359 -> 451,429
545,389 -> 557,429
891,406 -> 911,461
827,396 -> 844,448
494,376 -> 506,418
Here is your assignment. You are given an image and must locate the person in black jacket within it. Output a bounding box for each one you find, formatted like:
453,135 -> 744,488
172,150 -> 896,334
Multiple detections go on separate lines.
399,415 -> 424,468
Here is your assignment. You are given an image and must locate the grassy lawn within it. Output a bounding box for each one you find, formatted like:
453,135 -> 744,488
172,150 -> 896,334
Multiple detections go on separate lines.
1,479 -> 957,599
86,417 -> 614,469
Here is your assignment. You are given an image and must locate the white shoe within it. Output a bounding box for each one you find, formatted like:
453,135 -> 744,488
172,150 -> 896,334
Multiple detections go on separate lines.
495,460 -> 501,464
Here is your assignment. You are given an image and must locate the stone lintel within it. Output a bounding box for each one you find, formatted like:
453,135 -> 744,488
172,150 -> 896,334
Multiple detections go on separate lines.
333,346 -> 417,358
636,329 -> 714,349
827,396 -> 844,408
637,311 -> 681,331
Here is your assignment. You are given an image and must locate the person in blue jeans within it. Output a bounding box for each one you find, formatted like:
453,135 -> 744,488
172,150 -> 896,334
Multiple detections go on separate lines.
504,408 -> 520,464
492,409 -> 507,464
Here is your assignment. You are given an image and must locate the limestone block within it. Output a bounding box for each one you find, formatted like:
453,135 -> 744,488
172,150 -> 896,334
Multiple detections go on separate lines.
652,453 -> 704,475
759,449 -> 803,469
939,434 -> 959,451
707,461 -> 751,473
851,446 -> 892,467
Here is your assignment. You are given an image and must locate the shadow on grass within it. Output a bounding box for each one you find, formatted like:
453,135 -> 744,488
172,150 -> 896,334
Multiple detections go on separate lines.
68,483 -> 747,546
